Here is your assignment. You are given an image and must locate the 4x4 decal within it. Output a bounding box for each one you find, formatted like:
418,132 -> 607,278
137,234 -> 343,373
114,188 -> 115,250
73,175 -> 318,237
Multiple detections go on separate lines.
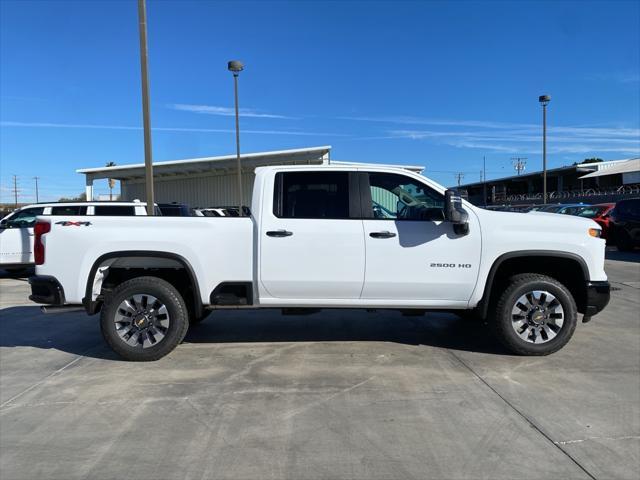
55,221 -> 92,227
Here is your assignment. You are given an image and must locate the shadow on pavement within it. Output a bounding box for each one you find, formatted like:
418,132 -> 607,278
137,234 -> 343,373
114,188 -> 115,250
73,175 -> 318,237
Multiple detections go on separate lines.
0,306 -> 506,360
606,249 -> 640,263
184,309 -> 506,355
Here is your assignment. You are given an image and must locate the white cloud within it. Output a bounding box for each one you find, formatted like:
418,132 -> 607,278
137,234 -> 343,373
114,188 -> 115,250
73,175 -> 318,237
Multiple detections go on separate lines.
0,121 -> 349,137
588,72 -> 640,84
171,103 -> 295,119
385,120 -> 640,155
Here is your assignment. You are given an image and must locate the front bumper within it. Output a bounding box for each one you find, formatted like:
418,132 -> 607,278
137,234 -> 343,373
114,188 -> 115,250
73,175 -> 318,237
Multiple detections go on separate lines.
584,281 -> 610,320
29,275 -> 65,305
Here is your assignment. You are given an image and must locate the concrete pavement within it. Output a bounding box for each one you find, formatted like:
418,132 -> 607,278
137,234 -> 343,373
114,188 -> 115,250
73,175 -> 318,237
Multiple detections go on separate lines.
0,254 -> 638,479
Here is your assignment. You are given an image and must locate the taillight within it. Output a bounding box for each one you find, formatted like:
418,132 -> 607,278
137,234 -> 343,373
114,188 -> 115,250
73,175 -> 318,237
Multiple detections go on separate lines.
34,221 -> 51,265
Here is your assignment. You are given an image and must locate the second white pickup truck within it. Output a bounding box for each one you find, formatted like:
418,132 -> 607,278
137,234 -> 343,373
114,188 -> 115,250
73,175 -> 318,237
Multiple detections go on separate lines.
29,164 -> 610,360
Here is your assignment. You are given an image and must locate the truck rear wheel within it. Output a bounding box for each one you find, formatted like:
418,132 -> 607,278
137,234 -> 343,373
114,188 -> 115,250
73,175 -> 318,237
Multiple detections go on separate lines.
100,276 -> 189,361
490,273 -> 578,355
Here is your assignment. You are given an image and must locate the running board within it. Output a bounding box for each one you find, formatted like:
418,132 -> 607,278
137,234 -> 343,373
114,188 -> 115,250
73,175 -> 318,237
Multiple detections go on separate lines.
40,305 -> 85,314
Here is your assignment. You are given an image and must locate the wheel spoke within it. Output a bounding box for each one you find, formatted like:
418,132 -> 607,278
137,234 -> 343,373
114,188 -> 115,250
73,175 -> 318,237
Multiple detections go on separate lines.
511,289 -> 565,345
114,294 -> 170,349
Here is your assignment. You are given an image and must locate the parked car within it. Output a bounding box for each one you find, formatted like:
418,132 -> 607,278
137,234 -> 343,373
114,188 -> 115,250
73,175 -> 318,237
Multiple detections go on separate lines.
556,204 -> 588,215
528,203 -> 586,214
194,206 -> 251,217
528,204 -> 562,212
29,164 -> 609,360
609,198 -> 640,251
575,203 -> 615,240
0,201 -> 156,270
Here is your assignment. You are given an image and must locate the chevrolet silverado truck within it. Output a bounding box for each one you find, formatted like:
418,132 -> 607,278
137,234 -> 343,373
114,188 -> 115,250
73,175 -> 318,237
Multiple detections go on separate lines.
28,165 -> 610,361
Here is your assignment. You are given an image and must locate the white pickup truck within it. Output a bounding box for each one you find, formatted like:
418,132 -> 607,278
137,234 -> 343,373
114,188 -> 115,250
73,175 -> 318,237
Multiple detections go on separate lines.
29,165 -> 610,361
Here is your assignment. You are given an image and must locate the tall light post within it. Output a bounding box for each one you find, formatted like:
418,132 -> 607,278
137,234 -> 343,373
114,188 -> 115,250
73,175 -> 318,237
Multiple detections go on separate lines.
539,94 -> 551,204
482,156 -> 487,207
33,176 -> 39,203
228,60 -> 245,216
138,0 -> 154,215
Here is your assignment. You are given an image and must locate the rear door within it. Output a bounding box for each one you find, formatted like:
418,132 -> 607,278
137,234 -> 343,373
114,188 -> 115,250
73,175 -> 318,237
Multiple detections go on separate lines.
360,171 -> 481,303
259,170 -> 365,299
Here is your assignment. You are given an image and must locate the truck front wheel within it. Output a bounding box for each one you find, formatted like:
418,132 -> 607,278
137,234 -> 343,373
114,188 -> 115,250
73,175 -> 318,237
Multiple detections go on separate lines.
100,276 -> 189,361
491,273 -> 578,355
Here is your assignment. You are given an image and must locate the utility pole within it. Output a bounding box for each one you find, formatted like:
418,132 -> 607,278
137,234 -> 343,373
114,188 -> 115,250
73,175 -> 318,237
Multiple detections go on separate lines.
33,176 -> 40,203
138,0 -> 155,215
12,175 -> 18,207
511,157 -> 527,175
455,172 -> 465,186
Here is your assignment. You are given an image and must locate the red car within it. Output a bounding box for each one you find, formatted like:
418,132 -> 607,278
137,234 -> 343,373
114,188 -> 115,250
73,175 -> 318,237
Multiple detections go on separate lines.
576,203 -> 615,240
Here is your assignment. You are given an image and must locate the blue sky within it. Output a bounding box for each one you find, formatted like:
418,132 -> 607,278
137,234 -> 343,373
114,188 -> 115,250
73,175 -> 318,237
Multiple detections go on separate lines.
1,0 -> 639,202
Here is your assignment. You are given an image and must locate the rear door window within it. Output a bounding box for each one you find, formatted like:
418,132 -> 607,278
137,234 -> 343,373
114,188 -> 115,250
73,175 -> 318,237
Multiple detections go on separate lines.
93,205 -> 136,216
50,206 -> 88,215
274,172 -> 351,219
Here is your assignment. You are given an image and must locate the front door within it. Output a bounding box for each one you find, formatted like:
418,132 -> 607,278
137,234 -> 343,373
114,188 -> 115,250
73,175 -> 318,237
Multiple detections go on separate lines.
259,170 -> 365,300
360,172 -> 481,303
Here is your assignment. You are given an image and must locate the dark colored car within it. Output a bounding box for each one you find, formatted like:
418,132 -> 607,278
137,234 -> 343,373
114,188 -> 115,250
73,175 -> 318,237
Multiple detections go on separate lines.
158,203 -> 191,217
576,203 -> 615,240
529,203 -> 585,214
609,198 -> 640,251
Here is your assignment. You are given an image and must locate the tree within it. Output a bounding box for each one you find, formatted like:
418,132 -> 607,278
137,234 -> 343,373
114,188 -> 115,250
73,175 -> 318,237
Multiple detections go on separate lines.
58,192 -> 87,202
574,158 -> 604,165
106,161 -> 117,201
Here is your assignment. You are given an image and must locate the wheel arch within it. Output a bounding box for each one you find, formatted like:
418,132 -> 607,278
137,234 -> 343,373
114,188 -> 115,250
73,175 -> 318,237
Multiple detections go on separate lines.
478,250 -> 589,319
83,250 -> 203,317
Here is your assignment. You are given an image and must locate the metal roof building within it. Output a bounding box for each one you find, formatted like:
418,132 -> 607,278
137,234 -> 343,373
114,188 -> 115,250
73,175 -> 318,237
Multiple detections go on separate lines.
77,146 -> 424,208
78,146 -> 332,207
457,157 -> 640,206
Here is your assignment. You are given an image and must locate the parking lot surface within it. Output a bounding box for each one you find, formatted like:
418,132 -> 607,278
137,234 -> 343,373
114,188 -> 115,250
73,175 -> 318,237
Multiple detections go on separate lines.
1,254 -> 639,480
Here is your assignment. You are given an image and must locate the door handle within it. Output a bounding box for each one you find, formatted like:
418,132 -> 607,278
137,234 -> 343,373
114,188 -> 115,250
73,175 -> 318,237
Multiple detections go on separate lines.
266,230 -> 293,237
369,231 -> 396,239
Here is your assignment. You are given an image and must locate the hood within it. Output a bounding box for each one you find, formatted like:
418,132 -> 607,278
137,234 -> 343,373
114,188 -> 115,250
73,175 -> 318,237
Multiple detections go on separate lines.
476,208 -> 599,233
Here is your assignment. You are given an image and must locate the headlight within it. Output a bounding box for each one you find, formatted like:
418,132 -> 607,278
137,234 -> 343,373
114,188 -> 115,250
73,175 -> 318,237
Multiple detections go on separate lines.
588,228 -> 602,238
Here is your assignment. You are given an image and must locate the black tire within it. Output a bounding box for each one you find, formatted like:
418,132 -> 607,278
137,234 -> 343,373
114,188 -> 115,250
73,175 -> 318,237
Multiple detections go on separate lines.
100,276 -> 189,361
490,273 -> 578,356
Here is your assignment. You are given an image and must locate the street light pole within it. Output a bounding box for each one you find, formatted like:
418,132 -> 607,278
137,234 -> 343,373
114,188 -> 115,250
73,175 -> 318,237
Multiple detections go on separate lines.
482,156 -> 487,207
228,60 -> 244,216
138,0 -> 155,215
539,94 -> 551,204
33,176 -> 39,203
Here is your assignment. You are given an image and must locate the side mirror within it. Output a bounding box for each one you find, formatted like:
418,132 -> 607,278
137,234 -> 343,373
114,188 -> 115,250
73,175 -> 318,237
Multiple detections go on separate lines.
444,190 -> 469,235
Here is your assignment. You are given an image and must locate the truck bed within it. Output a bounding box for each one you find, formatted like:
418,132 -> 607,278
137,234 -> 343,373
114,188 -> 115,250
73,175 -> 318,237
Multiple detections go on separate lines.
37,216 -> 254,305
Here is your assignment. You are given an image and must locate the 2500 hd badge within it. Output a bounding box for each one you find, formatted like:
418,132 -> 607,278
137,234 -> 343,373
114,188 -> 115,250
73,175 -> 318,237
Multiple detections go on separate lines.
430,263 -> 472,268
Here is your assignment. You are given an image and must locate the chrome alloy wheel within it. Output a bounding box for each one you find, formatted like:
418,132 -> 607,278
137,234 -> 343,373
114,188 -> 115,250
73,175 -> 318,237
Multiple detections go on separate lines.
511,290 -> 564,344
114,294 -> 170,348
